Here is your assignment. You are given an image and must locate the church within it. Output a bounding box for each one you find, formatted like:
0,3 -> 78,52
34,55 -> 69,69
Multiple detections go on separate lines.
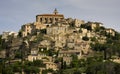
36,8 -> 64,24
21,9 -> 65,37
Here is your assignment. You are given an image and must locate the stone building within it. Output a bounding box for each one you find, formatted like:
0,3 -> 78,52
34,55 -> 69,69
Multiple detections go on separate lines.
36,8 -> 64,24
74,19 -> 85,27
22,23 -> 34,37
106,28 -> 115,36
21,9 -> 64,37
30,48 -> 39,55
87,22 -> 103,30
33,22 -> 46,30
58,50 -> 82,59
63,57 -> 72,65
44,62 -> 58,71
2,31 -> 18,40
22,22 -> 46,37
2,32 -> 10,39
46,24 -> 68,35
28,52 -> 52,62
0,50 -> 6,58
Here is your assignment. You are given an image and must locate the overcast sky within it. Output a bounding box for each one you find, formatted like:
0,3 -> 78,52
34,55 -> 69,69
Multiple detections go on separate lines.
0,0 -> 120,34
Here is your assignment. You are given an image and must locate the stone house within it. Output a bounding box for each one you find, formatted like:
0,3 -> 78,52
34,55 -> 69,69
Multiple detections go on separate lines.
33,22 -> 46,30
22,23 -> 34,37
87,22 -> 103,30
67,42 -> 75,49
63,56 -> 72,65
0,50 -> 6,58
74,19 -> 85,27
90,23 -> 97,30
55,41 -> 64,48
2,31 -> 18,40
2,31 -> 10,39
28,54 -> 38,61
30,48 -> 38,55
106,28 -> 115,36
21,22 -> 46,37
44,62 -> 58,71
80,42 -> 90,54
28,48 -> 52,62
28,53 -> 52,62
40,40 -> 51,47
65,18 -> 74,24
46,24 -> 68,35
81,28 -> 88,34
58,50 -> 82,59
74,41 -> 90,55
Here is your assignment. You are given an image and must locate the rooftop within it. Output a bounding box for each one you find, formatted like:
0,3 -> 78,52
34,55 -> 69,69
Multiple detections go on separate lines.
36,8 -> 64,17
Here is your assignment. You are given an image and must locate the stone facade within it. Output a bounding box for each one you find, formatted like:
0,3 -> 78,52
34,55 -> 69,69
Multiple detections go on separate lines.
22,22 -> 46,37
44,62 -> 58,70
36,9 -> 64,24
2,31 -> 18,39
46,24 -> 68,35
21,9 -> 64,37
87,22 -> 103,30
28,53 -> 52,62
34,22 -> 46,30
0,50 -> 6,58
58,50 -> 82,59
63,56 -> 72,65
106,28 -> 115,36
22,23 -> 33,37
74,19 -> 85,27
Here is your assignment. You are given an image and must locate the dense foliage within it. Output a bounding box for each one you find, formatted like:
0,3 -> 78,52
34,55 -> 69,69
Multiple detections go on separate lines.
0,60 -> 45,74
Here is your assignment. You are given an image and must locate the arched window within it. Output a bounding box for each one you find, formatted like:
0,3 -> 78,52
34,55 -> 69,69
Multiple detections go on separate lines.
40,18 -> 42,22
50,18 -> 52,23
55,18 -> 58,21
45,18 -> 47,23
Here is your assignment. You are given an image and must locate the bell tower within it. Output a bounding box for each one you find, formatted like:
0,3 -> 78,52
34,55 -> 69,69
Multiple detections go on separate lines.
53,8 -> 58,15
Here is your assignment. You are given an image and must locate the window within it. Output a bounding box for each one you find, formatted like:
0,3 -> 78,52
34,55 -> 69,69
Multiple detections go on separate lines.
50,18 -> 52,23
40,18 -> 42,22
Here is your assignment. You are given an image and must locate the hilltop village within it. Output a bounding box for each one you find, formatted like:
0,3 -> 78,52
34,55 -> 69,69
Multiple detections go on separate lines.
0,9 -> 120,74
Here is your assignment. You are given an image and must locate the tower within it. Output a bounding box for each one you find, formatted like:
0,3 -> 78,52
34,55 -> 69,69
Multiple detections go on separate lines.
53,8 -> 58,15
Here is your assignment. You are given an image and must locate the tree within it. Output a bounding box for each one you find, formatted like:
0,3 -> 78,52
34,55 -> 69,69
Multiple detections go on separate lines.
90,43 -> 109,60
114,63 -> 120,74
86,25 -> 92,31
0,35 -> 2,45
12,62 -> 22,73
82,36 -> 89,41
15,51 -> 22,59
0,35 -> 3,50
18,30 -> 22,37
33,60 -> 45,67
63,61 -> 67,69
24,61 -> 40,74
70,54 -> 80,68
34,33 -> 44,43
40,29 -> 46,34
2,66 -> 14,74
95,26 -> 101,32
91,37 -> 97,42
73,69 -> 81,74
42,69 -> 54,74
